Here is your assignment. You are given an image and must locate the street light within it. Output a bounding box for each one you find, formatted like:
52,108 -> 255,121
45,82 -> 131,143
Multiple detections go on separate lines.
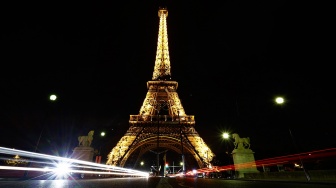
24,94 -> 57,178
223,132 -> 230,140
274,96 -> 311,181
178,110 -> 186,174
34,94 -> 58,152
49,94 -> 57,101
222,132 -> 231,154
95,131 -> 106,164
275,96 -> 284,105
222,131 -> 235,177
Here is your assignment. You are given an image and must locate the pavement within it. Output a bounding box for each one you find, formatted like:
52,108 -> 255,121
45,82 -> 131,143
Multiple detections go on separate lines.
237,178 -> 336,185
1,176 -> 336,185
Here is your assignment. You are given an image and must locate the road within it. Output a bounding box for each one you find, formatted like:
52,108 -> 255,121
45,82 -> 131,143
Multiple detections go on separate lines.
0,177 -> 335,188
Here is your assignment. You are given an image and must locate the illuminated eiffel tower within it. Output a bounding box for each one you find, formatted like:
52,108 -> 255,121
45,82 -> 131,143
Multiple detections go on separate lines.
106,7 -> 215,171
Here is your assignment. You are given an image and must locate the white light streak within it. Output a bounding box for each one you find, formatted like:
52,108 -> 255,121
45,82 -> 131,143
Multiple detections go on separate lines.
0,147 -> 149,178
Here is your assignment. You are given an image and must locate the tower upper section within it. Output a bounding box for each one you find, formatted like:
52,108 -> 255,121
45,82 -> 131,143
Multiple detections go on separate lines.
152,8 -> 171,81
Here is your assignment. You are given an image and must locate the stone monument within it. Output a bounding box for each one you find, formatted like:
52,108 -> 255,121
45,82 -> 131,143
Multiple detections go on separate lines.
231,133 -> 259,178
72,130 -> 95,162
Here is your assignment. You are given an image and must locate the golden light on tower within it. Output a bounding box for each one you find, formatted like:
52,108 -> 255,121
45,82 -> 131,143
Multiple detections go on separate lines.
152,7 -> 171,81
106,7 -> 215,169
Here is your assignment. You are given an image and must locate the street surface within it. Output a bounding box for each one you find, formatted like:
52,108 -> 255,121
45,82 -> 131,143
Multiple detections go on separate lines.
0,177 -> 335,188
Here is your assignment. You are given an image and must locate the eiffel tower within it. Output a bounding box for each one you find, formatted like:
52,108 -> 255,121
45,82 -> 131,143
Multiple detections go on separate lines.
106,7 -> 215,171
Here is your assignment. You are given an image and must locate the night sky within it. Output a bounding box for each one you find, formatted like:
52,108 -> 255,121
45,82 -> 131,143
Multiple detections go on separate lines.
1,0 -> 335,164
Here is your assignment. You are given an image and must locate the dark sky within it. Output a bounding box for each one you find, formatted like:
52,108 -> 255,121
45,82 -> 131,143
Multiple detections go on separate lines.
1,0 -> 335,163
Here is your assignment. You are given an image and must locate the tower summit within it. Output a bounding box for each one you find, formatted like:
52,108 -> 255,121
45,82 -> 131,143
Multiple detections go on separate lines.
152,8 -> 171,81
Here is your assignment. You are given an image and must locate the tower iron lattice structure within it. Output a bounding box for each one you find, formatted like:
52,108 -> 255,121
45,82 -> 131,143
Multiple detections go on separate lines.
106,7 -> 215,171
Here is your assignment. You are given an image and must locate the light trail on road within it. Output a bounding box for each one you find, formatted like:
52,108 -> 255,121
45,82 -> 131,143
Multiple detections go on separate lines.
190,148 -> 336,175
0,146 -> 149,178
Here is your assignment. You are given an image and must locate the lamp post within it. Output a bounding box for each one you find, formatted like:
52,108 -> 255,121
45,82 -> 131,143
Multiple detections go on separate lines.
274,96 -> 310,181
178,110 -> 185,174
157,108 -> 160,174
95,131 -> 105,164
222,132 -> 230,154
24,94 -> 57,178
34,94 -> 57,152
223,132 -> 234,177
